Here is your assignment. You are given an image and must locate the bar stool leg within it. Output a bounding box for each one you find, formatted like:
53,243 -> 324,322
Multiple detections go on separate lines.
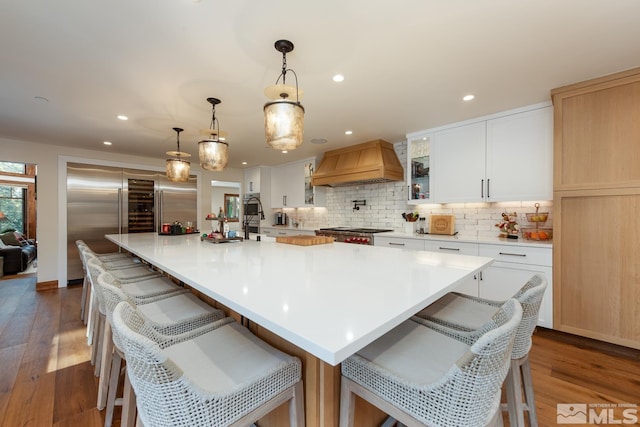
97,320 -> 113,409
105,350 -> 122,426
505,359 -> 526,427
122,370 -> 137,427
521,356 -> 538,426
94,314 -> 105,377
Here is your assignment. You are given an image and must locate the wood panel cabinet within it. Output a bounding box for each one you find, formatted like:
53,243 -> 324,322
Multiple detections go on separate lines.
552,67 -> 640,349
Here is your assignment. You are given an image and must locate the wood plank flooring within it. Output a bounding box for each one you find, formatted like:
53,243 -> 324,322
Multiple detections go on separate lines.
1,275 -> 639,427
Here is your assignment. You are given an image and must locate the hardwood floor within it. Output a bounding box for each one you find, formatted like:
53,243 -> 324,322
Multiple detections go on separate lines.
0,275 -> 639,427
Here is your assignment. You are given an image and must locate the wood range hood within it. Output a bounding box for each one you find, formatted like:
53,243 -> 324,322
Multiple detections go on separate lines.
310,139 -> 404,187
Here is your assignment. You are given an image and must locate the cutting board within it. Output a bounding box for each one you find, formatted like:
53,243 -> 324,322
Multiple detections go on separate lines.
275,235 -> 335,246
429,215 -> 456,235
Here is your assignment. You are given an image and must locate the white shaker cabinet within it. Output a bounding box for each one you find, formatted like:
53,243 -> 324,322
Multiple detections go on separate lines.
432,122 -> 486,203
424,241 -> 480,296
243,166 -> 271,194
430,103 -> 553,203
485,106 -> 553,202
271,158 -> 325,208
374,235 -> 425,250
261,227 -> 316,238
478,243 -> 553,328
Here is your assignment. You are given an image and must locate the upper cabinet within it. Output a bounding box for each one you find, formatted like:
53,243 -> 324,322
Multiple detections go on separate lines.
406,133 -> 433,203
485,106 -> 553,201
419,103 -> 553,203
243,166 -> 271,194
552,73 -> 640,191
432,121 -> 487,203
271,158 -> 326,208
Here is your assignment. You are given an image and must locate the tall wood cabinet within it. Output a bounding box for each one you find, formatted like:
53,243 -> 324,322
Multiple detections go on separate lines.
552,67 -> 640,349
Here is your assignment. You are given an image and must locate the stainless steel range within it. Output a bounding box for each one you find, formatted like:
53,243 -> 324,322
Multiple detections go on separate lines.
315,227 -> 393,245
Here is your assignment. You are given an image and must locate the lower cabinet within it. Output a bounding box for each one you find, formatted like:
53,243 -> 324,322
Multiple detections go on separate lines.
373,235 -> 425,250
478,244 -> 553,328
424,241 -> 480,297
261,227 -> 316,238
375,236 -> 553,327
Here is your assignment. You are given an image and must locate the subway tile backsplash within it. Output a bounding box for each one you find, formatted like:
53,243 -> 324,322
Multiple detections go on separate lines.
282,141 -> 553,238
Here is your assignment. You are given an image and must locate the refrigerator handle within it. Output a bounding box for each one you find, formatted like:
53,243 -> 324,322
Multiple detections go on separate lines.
158,190 -> 163,232
117,188 -> 123,234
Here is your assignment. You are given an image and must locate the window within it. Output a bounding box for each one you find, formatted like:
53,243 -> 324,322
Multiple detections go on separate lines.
0,162 -> 26,174
0,185 -> 26,232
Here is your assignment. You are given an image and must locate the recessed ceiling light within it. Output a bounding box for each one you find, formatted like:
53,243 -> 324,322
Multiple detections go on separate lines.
103,141 -> 112,146
333,74 -> 345,82
463,94 -> 475,102
117,115 -> 128,121
282,150 -> 288,154
345,130 -> 353,135
242,161 -> 247,165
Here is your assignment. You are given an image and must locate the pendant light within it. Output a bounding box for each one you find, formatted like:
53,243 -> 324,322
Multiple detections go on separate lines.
166,127 -> 191,182
198,97 -> 229,171
264,39 -> 305,151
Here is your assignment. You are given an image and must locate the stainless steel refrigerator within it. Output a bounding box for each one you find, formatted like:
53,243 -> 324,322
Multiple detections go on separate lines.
66,162 -> 197,284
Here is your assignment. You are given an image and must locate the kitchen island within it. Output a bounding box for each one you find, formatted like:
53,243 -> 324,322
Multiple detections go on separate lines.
106,232 -> 493,426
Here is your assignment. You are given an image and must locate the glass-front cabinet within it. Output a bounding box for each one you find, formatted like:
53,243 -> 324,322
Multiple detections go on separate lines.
406,132 -> 432,203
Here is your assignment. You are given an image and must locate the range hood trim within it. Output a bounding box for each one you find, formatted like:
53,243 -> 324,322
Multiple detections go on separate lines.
310,139 -> 405,187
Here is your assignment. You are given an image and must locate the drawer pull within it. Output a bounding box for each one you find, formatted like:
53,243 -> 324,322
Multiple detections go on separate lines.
439,247 -> 460,251
278,232 -> 287,235
389,242 -> 406,246
498,252 -> 526,257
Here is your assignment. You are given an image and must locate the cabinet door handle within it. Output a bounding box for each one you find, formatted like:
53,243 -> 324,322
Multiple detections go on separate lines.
389,242 -> 405,246
487,179 -> 490,199
498,252 -> 527,257
481,179 -> 484,198
438,247 -> 460,251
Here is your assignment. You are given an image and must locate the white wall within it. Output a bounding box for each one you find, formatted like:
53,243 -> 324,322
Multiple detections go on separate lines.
0,136 -> 242,287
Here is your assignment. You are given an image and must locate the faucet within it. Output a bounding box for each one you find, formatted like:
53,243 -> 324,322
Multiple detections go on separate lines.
243,196 -> 265,239
352,200 -> 366,211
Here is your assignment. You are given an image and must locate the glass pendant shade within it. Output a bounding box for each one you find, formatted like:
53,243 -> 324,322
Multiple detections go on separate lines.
166,158 -> 191,182
166,127 -> 191,182
264,39 -> 305,151
198,97 -> 229,171
264,100 -> 305,151
198,139 -> 229,171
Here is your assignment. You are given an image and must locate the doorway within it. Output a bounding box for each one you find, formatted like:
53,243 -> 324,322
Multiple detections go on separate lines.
0,161 -> 38,277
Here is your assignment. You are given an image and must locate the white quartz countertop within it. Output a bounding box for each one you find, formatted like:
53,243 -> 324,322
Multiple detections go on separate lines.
106,232 -> 493,365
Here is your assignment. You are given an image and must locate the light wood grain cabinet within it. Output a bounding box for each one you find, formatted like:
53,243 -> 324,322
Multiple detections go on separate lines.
552,67 -> 640,349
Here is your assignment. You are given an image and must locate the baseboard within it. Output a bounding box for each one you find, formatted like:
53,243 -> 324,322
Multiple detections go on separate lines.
36,280 -> 59,291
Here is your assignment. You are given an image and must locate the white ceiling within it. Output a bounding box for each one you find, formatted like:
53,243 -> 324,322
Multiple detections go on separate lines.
2,0 -> 639,169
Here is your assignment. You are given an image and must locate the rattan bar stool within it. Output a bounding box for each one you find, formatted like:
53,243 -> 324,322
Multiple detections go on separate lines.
82,253 -> 165,368
340,299 -> 522,427
111,300 -> 305,427
87,258 -> 224,422
414,274 -> 548,427
76,240 -> 134,324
